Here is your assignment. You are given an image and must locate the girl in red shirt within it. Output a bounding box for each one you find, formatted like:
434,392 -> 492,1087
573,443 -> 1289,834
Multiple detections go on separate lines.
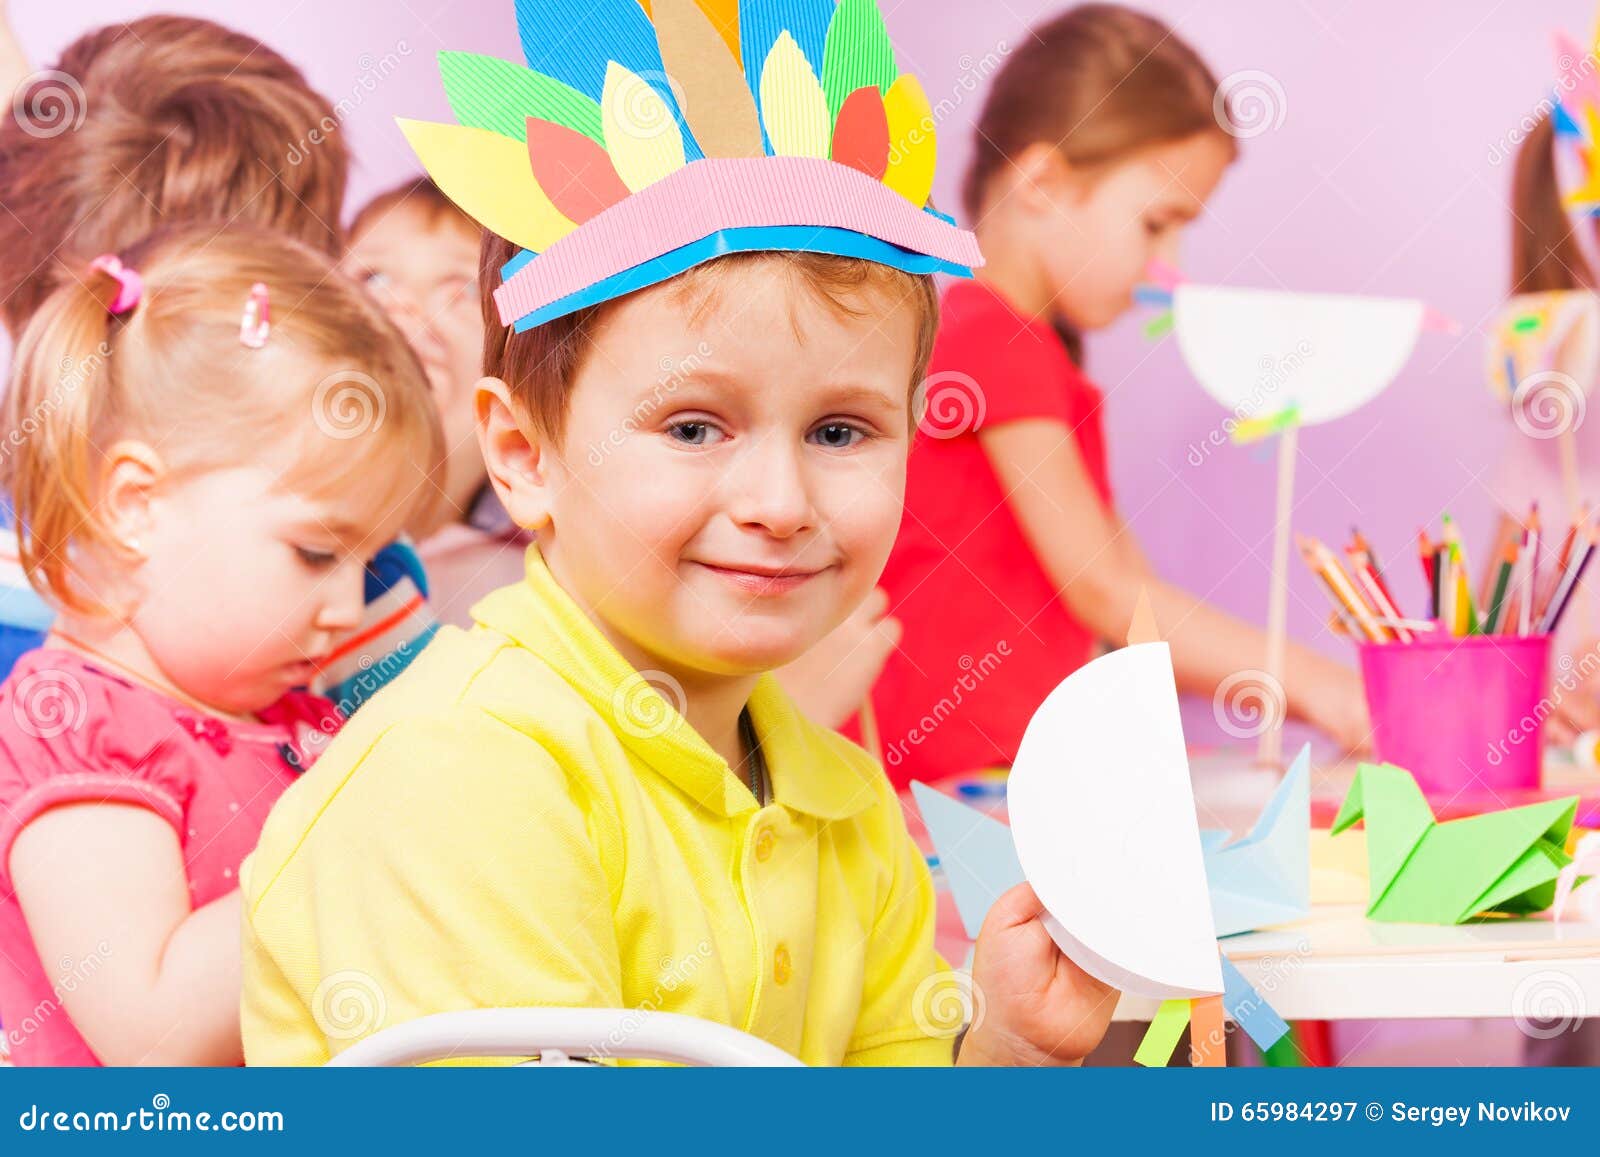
873,5 -> 1369,788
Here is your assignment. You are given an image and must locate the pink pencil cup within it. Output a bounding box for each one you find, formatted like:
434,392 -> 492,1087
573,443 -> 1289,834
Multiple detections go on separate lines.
1357,633 -> 1552,796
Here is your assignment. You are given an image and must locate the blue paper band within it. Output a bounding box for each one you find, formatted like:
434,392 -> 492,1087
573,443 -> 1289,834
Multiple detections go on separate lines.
509,224 -> 973,331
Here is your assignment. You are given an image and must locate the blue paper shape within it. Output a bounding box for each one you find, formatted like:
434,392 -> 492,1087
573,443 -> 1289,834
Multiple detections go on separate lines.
513,0 -> 703,161
1203,743 -> 1312,938
509,224 -> 973,330
1219,955 -> 1290,1051
1554,98 -> 1584,140
910,782 -> 1023,941
913,744 -> 1310,945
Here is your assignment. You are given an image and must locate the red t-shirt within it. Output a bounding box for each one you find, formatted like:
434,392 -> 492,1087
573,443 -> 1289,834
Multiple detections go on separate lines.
871,280 -> 1114,789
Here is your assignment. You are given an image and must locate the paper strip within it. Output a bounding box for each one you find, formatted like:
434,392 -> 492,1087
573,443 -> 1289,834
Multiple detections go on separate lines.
601,62 -> 689,192
882,74 -> 935,207
1133,999 -> 1190,1067
513,0 -> 703,161
494,156 -> 983,325
740,0 -> 831,78
831,86 -> 889,179
821,0 -> 898,121
509,224 -> 971,330
526,118 -> 631,224
1189,994 -> 1226,1066
1218,956 -> 1290,1051
397,118 -> 576,255
438,51 -> 603,144
759,32 -> 830,158
653,0 -> 764,158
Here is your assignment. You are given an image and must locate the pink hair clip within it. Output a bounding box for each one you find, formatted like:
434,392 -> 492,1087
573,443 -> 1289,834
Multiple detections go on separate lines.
88,254 -> 142,314
239,282 -> 270,349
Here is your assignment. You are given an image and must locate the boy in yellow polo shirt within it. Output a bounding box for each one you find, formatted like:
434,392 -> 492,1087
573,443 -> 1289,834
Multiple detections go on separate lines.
241,0 -> 1119,1066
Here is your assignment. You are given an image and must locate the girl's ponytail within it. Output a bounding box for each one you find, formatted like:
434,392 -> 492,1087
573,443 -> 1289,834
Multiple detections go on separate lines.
1510,114 -> 1595,294
3,261 -> 129,613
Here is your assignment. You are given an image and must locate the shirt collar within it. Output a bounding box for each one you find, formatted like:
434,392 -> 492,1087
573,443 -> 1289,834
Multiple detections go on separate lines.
472,545 -> 876,821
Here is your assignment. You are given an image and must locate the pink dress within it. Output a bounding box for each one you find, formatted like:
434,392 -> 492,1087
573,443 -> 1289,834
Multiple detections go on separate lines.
0,648 -> 340,1065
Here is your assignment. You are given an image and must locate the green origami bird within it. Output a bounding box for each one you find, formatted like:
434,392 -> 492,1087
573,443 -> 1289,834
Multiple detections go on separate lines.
1331,762 -> 1578,924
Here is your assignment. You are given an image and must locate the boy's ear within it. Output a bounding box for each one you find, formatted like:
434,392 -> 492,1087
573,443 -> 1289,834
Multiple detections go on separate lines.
100,440 -> 165,556
476,376 -> 554,532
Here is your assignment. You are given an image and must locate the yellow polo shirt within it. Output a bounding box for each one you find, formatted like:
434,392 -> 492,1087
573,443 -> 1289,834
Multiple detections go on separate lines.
241,547 -> 951,1066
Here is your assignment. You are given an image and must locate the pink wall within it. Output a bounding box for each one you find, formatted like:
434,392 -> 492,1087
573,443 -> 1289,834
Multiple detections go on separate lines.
10,0 -> 1596,726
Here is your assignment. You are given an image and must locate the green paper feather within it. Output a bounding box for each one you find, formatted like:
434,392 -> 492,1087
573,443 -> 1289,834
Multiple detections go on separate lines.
821,0 -> 898,124
439,51 -> 604,145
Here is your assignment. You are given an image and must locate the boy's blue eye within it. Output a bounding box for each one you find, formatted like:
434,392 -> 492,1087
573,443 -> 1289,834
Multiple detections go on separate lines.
295,546 -> 339,569
668,421 -> 723,446
810,422 -> 864,449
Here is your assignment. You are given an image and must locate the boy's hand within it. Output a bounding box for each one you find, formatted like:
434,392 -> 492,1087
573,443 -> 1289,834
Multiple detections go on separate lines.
955,883 -> 1119,1066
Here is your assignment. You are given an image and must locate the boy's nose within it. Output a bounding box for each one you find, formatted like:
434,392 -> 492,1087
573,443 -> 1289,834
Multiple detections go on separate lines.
726,440 -> 815,538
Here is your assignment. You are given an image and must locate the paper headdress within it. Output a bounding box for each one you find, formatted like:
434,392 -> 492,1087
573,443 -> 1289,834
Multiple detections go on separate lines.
398,0 -> 983,332
1554,21 -> 1600,214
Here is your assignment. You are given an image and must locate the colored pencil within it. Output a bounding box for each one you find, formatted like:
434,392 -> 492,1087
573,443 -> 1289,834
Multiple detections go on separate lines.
1418,530 -> 1438,619
1520,508 -> 1541,636
1540,525 -> 1598,634
1483,538 -> 1518,634
1350,548 -> 1412,643
1299,536 -> 1389,643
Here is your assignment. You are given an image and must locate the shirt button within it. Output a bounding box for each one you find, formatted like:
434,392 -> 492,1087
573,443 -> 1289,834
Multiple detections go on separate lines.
773,944 -> 792,986
754,826 -> 775,862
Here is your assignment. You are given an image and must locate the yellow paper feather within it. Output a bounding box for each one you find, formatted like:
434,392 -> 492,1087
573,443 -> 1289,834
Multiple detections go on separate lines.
758,32 -> 830,158
882,73 -> 936,207
396,118 -> 575,253
602,62 -> 689,191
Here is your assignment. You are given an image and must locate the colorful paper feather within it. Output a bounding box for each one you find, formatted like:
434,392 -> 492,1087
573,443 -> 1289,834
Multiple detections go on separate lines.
401,0 -> 980,330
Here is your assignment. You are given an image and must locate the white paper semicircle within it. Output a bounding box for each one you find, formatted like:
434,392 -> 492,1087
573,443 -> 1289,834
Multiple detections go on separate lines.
1173,285 -> 1424,426
1006,642 -> 1223,1000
